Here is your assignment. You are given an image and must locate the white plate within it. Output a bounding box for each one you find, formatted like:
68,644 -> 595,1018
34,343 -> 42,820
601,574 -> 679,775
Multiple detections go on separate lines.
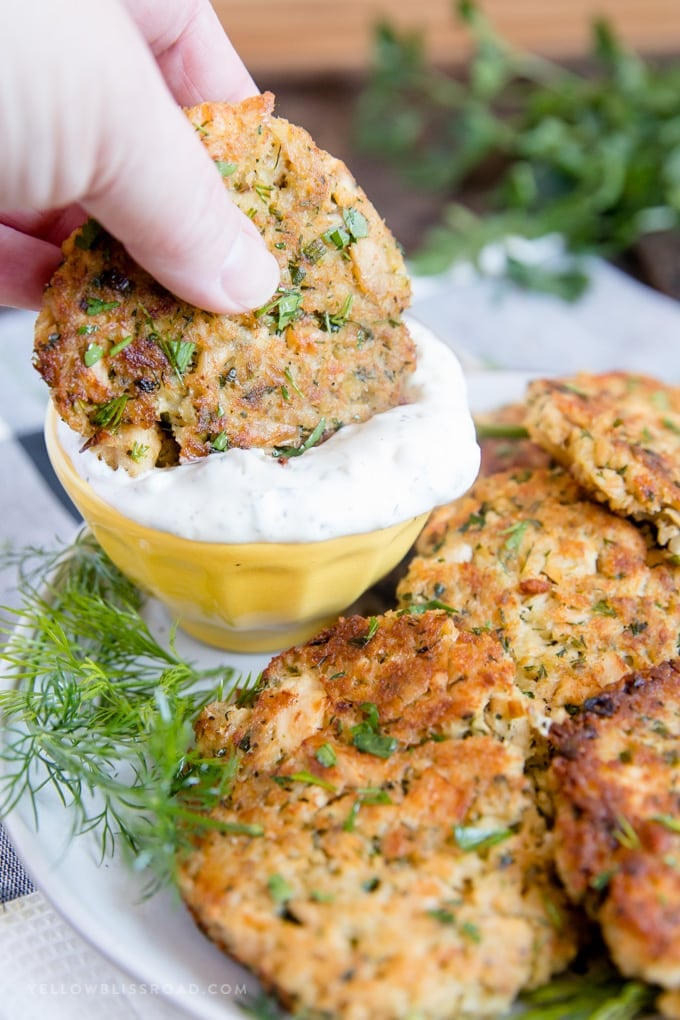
2,371 -> 536,1020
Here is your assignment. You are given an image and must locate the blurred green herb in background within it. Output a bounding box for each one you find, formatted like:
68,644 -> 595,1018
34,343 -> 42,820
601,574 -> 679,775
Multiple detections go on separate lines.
355,0 -> 680,299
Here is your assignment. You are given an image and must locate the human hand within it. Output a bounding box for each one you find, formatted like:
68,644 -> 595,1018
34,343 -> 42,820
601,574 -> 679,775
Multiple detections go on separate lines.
0,0 -> 280,312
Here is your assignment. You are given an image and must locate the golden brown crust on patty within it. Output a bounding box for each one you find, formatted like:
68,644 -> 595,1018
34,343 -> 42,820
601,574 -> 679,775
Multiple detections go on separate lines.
524,373 -> 680,554
178,611 -> 577,1020
34,93 -> 415,474
397,467 -> 680,722
550,660 -> 680,990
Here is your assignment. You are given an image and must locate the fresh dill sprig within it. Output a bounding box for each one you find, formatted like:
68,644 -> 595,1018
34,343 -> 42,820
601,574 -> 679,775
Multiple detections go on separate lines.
0,533 -> 247,895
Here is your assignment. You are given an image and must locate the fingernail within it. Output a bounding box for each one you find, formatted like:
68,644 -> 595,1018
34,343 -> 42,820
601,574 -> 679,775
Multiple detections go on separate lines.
221,228 -> 280,311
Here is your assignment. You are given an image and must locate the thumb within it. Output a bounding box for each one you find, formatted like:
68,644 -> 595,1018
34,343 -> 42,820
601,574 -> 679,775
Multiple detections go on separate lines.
84,97 -> 281,314
0,0 -> 280,314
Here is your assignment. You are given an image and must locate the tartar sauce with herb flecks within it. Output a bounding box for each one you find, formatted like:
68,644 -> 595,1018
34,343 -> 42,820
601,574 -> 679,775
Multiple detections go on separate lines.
55,320 -> 480,543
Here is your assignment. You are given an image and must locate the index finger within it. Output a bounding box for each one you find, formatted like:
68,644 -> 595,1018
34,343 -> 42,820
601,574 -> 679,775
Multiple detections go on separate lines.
120,0 -> 258,105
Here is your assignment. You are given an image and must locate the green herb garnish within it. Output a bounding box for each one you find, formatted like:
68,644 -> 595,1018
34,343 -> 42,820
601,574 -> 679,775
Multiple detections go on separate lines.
351,703 -> 397,759
474,421 -> 530,440
316,743 -> 337,768
323,226 -> 351,250
274,770 -> 337,792
215,160 -> 237,177
267,874 -> 293,903
256,288 -> 303,333
343,786 -> 392,832
273,418 -> 326,460
0,534 -> 251,895
398,599 -> 458,616
318,294 -> 354,333
90,394 -> 130,431
283,366 -> 305,398
211,431 -> 229,452
453,823 -> 514,852
83,343 -> 104,367
129,442 -> 149,464
75,219 -> 102,250
500,519 -> 541,552
342,207 -> 369,241
612,814 -> 640,850
86,298 -> 120,316
109,335 -> 132,357
158,338 -> 196,380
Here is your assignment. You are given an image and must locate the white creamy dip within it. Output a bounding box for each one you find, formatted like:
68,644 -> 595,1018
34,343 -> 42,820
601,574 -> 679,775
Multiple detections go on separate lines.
56,320 -> 480,543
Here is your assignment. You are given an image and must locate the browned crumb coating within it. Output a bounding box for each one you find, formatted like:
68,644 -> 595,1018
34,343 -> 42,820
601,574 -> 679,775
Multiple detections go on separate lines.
34,93 -> 415,474
178,611 -> 578,1020
398,467 -> 680,722
525,373 -> 680,554
550,660 -> 680,993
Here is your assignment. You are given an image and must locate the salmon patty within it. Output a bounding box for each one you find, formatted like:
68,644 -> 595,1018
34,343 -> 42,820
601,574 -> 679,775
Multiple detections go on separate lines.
35,93 -> 415,474
524,373 -> 680,555
550,660 -> 680,1000
178,610 -> 577,1020
397,467 -> 680,724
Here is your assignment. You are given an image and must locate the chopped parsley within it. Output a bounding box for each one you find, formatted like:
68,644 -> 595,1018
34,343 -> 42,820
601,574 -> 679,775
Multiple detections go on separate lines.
349,616 -> 379,647
324,226 -> 351,250
256,289 -> 303,333
283,366 -> 304,398
274,770 -> 336,793
109,335 -> 132,356
75,219 -> 102,250
315,743 -> 337,768
273,418 -> 326,460
215,160 -> 237,177
351,702 -> 397,759
210,432 -> 229,452
398,599 -> 457,616
453,824 -> 514,853
83,343 -> 104,367
85,297 -> 120,316
343,786 -> 392,832
77,324 -> 99,336
500,518 -> 541,553
317,294 -> 354,333
342,207 -> 369,241
267,874 -> 293,904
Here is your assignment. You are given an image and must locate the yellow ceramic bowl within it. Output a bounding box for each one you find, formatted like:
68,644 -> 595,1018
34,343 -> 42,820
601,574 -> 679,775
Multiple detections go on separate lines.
45,404 -> 428,653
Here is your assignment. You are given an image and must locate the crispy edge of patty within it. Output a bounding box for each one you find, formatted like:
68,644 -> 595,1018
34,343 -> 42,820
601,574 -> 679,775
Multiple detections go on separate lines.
34,93 -> 415,472
524,373 -> 680,553
550,659 -> 680,989
178,611 -> 578,1020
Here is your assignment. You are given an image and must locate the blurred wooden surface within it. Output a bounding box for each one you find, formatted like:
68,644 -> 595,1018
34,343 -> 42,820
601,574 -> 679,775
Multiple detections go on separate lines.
215,0 -> 680,74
